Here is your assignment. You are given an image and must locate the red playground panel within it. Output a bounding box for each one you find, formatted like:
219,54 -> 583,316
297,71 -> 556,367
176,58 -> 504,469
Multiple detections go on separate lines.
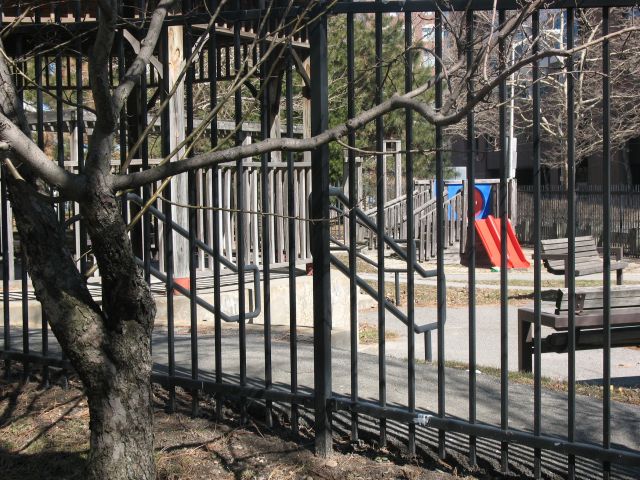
474,215 -> 530,269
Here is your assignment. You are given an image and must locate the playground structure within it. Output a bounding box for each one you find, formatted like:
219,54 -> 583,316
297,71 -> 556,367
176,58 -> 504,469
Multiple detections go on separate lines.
332,161 -> 520,264
3,3 -> 636,478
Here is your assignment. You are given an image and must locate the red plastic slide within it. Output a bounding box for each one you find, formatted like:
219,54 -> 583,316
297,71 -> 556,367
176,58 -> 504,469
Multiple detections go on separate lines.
475,215 -> 530,269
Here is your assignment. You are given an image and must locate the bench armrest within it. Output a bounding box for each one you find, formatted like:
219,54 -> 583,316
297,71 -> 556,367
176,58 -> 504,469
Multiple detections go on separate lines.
596,246 -> 624,261
539,253 -> 569,288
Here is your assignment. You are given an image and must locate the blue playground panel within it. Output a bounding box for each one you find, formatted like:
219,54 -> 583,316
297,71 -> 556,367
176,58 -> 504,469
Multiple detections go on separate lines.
447,183 -> 492,219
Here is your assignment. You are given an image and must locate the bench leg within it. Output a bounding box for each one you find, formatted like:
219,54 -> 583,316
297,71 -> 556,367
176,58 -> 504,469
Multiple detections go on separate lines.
616,269 -> 623,286
518,315 -> 533,373
424,331 -> 432,363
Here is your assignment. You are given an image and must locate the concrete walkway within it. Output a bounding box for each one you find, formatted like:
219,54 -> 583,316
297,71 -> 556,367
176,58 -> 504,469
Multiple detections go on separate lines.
2,253 -> 639,477
351,251 -> 640,383
358,304 -> 640,385
3,324 -> 639,479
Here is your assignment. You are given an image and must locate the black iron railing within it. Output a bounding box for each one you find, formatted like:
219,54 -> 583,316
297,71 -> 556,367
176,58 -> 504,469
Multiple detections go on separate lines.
0,2 -> 639,479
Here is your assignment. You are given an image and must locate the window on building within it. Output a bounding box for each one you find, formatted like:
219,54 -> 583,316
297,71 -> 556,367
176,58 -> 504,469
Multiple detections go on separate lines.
423,52 -> 435,67
421,24 -> 435,41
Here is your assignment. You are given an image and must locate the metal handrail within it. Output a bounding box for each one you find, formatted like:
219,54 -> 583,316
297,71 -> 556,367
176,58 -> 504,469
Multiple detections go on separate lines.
328,187 -> 444,361
125,193 -> 262,322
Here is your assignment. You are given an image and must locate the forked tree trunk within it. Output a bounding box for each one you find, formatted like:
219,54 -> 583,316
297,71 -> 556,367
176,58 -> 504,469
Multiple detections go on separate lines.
0,23 -> 157,478
7,174 -> 157,480
81,175 -> 158,480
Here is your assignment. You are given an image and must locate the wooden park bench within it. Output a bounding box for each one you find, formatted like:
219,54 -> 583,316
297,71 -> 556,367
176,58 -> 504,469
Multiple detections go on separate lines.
517,285 -> 640,372
541,236 -> 628,287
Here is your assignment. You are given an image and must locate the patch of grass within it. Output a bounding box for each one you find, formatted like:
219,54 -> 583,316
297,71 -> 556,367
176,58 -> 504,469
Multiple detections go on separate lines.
479,279 -> 605,288
440,359 -> 640,406
332,253 -> 380,274
367,281 -> 535,307
358,323 -> 399,344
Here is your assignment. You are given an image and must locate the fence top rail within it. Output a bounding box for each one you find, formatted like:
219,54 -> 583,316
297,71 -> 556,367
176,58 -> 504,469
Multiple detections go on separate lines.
219,160 -> 312,168
25,111 -> 305,136
519,185 -> 640,193
329,0 -> 640,14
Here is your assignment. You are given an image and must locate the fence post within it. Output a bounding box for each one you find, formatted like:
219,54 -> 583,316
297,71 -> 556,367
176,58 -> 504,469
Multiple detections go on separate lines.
461,179 -> 468,254
310,7 -> 333,458
509,178 -> 518,225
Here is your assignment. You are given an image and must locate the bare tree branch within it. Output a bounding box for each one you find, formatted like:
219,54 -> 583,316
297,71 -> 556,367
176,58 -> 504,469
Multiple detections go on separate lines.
112,0 -> 176,112
0,111 -> 86,198
90,0 -> 118,134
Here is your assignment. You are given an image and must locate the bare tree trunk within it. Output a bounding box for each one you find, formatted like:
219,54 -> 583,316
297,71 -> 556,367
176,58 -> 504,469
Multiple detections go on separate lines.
80,176 -> 157,480
7,168 -> 157,480
86,367 -> 155,480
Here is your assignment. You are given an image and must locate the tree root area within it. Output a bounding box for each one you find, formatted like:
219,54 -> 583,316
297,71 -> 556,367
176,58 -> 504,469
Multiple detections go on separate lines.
0,367 -> 469,480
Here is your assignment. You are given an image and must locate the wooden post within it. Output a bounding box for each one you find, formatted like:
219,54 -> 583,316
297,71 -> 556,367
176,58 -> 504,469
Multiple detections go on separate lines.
70,121 -> 81,263
382,141 -> 388,204
302,57 -> 312,164
394,140 -> 402,200
342,153 -> 350,242
508,177 -> 518,225
168,24 -> 190,281
0,167 -> 14,281
461,179 -> 468,254
357,156 -> 363,205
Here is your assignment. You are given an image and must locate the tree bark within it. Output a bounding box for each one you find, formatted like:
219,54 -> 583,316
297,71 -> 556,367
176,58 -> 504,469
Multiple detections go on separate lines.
83,177 -> 157,480
7,175 -> 157,479
0,12 -> 157,478
86,366 -> 155,480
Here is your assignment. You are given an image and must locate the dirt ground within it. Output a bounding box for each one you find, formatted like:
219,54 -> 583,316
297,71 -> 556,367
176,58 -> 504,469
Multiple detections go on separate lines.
0,369 -> 474,480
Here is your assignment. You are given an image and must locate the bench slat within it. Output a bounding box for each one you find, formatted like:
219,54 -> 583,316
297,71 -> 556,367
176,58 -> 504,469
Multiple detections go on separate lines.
545,257 -> 604,269
519,306 -> 640,330
546,261 -> 627,272
540,236 -> 627,283
541,236 -> 593,245
542,248 -> 599,258
555,285 -> 640,313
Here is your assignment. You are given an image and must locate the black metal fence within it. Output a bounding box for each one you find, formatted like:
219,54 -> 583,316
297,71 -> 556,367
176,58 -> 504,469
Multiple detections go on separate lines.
517,185 -> 640,256
1,2 -> 640,480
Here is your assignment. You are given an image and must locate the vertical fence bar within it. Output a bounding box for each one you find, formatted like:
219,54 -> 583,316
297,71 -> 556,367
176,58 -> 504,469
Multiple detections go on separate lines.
139,0 -> 151,286
285,49 -> 298,434
374,2 -> 387,449
55,4 -> 69,388
260,23 -> 273,429
233,7 -> 248,424
161,27 -> 176,412
1,163 -> 9,377
117,1 -> 128,225
601,7 -> 611,480
498,7 -> 509,474
34,7 -> 49,386
53,12 -> 70,386
465,9 -> 477,467
345,6 -> 359,443
566,8 -> 576,479
13,29 -> 28,379
55,6 -> 64,229
208,0 -> 223,420
310,7 -> 332,458
184,1 -> 200,416
75,0 -> 87,275
434,9 -> 447,460
404,9 -> 416,456
531,9 -> 542,480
